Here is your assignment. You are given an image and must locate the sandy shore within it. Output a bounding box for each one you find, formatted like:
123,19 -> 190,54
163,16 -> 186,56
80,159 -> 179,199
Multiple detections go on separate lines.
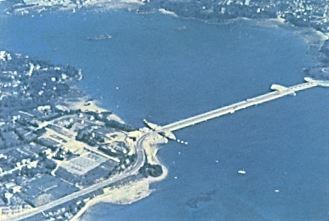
142,133 -> 169,182
69,132 -> 169,221
68,99 -> 125,123
71,179 -> 153,221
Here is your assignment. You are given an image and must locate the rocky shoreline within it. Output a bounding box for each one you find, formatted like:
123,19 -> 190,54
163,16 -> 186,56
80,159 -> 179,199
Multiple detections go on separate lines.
138,0 -> 329,81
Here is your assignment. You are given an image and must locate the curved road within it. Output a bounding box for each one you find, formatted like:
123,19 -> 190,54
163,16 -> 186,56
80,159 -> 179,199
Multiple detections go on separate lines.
10,132 -> 152,221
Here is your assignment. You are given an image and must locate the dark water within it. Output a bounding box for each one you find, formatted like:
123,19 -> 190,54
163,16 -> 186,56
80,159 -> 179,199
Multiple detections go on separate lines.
0,9 -> 329,221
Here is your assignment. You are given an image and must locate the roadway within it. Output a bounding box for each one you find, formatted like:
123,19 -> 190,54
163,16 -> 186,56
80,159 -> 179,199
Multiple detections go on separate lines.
10,79 -> 321,220
159,81 -> 318,132
10,132 -> 151,221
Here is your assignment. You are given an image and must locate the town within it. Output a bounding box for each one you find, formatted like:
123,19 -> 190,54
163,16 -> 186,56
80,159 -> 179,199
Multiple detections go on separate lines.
0,51 -> 163,220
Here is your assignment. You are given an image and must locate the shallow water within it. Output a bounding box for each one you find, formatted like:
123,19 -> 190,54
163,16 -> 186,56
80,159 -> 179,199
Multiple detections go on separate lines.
0,9 -> 328,221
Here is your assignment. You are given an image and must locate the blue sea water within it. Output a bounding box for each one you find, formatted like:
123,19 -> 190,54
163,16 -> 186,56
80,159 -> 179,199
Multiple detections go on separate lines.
0,8 -> 329,221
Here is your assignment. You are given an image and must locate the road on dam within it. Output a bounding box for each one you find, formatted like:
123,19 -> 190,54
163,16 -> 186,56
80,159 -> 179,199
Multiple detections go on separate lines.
159,80 -> 318,132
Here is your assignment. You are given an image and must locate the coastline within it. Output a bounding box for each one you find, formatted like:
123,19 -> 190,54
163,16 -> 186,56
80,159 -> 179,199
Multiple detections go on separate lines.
145,9 -> 329,64
151,10 -> 329,78
70,133 -> 169,221
70,180 -> 153,221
